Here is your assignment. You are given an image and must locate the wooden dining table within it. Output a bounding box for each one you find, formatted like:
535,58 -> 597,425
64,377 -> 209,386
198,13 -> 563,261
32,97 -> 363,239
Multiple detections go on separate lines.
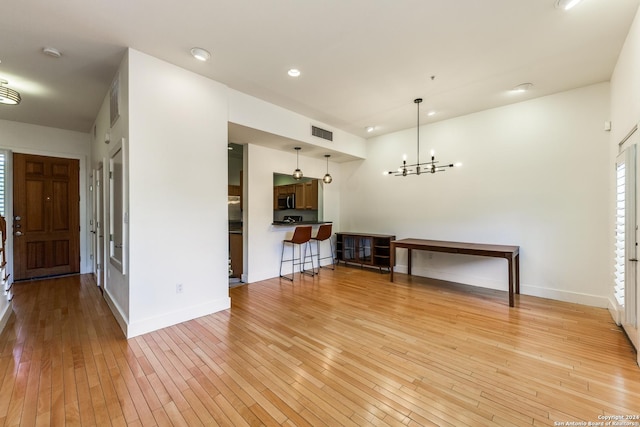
390,238 -> 520,307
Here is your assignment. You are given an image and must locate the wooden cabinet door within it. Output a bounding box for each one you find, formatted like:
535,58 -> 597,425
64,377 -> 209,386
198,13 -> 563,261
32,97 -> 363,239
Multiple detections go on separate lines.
13,153 -> 80,280
304,180 -> 318,209
294,184 -> 305,209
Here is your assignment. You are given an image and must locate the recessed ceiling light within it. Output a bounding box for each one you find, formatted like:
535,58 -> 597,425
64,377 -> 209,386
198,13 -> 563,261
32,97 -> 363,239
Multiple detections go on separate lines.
427,111 -> 436,117
42,47 -> 62,58
365,126 -> 375,133
288,68 -> 301,77
555,0 -> 583,10
511,82 -> 533,93
190,47 -> 211,62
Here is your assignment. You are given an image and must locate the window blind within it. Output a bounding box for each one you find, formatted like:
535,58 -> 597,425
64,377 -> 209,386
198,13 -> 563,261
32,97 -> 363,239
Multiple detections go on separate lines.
615,161 -> 626,307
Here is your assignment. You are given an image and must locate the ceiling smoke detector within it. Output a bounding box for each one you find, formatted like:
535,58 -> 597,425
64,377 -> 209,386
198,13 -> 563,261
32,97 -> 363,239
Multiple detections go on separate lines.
42,47 -> 62,58
555,0 -> 583,11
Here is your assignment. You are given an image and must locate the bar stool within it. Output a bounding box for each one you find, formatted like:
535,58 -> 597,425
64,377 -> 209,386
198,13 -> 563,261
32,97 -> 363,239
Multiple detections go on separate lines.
310,223 -> 335,273
279,225 -> 315,281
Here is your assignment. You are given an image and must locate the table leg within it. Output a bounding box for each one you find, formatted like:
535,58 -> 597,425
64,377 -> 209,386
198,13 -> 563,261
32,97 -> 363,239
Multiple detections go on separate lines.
515,253 -> 520,294
407,248 -> 412,276
390,243 -> 395,282
508,256 -> 514,307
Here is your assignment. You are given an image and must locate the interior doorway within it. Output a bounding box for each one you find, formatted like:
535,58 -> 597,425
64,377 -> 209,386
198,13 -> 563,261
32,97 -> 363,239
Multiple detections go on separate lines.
228,142 -> 244,286
92,164 -> 105,289
13,153 -> 80,280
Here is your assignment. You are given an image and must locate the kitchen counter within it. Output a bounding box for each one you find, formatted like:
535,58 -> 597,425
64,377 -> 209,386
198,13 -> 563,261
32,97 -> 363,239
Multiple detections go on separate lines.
272,221 -> 332,226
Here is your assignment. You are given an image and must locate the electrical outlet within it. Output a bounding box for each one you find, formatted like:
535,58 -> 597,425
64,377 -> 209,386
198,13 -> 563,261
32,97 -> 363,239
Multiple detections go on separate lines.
176,283 -> 183,294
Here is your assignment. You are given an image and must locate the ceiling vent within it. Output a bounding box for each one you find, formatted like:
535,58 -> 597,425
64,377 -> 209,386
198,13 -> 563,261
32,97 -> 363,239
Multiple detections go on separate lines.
312,125 -> 333,141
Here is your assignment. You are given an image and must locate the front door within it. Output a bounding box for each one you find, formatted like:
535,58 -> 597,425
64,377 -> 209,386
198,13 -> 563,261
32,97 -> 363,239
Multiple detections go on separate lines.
13,153 -> 80,280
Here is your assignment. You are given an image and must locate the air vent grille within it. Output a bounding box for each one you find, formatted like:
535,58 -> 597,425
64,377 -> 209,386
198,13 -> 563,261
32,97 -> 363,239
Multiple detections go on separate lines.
312,125 -> 333,141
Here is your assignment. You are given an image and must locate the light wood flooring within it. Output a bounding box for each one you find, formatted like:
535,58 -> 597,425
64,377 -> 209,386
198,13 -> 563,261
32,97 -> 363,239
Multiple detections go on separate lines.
0,268 -> 639,426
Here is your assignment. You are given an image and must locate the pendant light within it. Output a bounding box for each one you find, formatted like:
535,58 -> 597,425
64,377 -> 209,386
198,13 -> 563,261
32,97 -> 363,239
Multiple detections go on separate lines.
292,147 -> 303,180
323,154 -> 333,184
0,80 -> 21,105
384,98 -> 460,176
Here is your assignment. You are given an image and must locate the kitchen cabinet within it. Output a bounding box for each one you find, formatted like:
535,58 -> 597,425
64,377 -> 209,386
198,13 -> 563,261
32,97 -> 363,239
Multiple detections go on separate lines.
335,232 -> 395,272
229,232 -> 243,278
294,183 -> 305,209
304,180 -> 318,210
273,180 -> 319,210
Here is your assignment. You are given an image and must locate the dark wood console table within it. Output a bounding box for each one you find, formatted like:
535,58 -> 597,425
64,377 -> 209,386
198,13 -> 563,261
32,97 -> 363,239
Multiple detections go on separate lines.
390,238 -> 520,307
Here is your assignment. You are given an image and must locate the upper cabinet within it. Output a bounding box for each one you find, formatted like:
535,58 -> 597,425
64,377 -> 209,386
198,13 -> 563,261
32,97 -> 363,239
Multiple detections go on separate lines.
273,179 -> 319,210
303,180 -> 318,210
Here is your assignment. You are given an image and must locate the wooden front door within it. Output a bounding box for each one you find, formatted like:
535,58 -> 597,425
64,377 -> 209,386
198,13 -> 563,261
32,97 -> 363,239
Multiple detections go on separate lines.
13,153 -> 80,280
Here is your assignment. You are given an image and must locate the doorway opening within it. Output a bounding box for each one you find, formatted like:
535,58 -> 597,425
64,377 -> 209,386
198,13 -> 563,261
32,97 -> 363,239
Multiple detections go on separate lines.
228,142 -> 244,287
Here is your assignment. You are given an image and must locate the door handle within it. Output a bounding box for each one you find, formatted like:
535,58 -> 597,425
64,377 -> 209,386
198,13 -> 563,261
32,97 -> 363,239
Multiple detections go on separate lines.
15,231 -> 23,236
630,258 -> 638,262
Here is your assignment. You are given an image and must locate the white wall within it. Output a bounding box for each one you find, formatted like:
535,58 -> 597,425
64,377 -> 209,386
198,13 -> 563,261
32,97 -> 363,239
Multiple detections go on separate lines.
341,83 -> 611,307
126,49 -> 230,337
92,52 -> 130,332
0,119 -> 91,331
609,7 -> 640,354
229,89 -> 367,159
245,143 -> 341,282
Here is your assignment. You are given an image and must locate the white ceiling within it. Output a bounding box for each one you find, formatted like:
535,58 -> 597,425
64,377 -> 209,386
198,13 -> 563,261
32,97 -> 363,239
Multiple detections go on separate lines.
0,0 -> 638,148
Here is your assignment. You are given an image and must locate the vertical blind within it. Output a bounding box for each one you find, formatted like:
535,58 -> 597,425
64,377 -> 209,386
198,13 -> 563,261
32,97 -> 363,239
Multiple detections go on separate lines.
615,160 -> 626,307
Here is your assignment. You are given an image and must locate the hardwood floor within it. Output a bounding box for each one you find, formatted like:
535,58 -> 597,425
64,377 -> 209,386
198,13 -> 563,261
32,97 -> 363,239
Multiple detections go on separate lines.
0,269 -> 638,426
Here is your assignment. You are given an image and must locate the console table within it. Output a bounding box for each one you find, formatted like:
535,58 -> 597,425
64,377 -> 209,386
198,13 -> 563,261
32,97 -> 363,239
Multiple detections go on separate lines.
390,238 -> 520,307
335,232 -> 395,272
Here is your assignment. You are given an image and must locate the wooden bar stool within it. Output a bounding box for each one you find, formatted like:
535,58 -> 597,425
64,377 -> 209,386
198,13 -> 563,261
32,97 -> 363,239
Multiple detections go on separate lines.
310,223 -> 335,273
279,225 -> 315,281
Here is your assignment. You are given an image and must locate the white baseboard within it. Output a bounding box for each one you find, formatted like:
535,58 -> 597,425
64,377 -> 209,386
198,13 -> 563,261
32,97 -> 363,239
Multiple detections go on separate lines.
103,288 -> 130,337
521,284 -> 608,308
126,297 -> 231,339
607,297 -> 622,325
0,300 -> 12,334
393,265 -> 609,308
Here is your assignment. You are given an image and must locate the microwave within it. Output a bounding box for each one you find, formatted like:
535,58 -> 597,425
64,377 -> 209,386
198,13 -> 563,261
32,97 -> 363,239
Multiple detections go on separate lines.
277,193 -> 296,210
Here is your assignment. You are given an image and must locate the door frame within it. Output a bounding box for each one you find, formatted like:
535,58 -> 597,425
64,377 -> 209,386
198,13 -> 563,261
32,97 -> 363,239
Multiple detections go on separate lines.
92,163 -> 105,288
6,149 -> 90,280
616,125 -> 640,358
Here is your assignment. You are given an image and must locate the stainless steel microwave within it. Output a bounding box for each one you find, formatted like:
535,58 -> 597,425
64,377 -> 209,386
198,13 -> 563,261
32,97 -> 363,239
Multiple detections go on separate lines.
277,193 -> 296,210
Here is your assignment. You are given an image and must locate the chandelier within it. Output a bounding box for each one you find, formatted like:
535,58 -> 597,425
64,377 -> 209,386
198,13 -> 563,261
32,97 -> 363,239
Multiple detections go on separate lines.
385,98 -> 460,176
0,80 -> 21,105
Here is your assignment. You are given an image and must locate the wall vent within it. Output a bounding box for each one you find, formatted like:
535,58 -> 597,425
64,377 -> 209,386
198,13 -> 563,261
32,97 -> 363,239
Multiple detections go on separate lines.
312,125 -> 333,141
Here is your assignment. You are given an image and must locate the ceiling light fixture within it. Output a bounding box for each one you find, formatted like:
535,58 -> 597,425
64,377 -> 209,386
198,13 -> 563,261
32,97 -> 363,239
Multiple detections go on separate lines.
288,68 -> 301,77
555,0 -> 583,10
384,98 -> 460,176
365,126 -> 375,133
323,155 -> 333,184
292,147 -> 303,180
42,47 -> 62,58
0,80 -> 21,105
190,47 -> 211,62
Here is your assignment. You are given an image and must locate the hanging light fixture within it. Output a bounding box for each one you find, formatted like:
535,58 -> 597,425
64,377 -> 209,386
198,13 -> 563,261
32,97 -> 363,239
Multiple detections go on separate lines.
323,154 -> 333,184
384,98 -> 460,176
0,80 -> 21,105
292,147 -> 303,180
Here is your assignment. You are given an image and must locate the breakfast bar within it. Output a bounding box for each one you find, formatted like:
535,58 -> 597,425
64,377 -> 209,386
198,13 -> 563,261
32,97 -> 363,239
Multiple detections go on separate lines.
390,238 -> 520,307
